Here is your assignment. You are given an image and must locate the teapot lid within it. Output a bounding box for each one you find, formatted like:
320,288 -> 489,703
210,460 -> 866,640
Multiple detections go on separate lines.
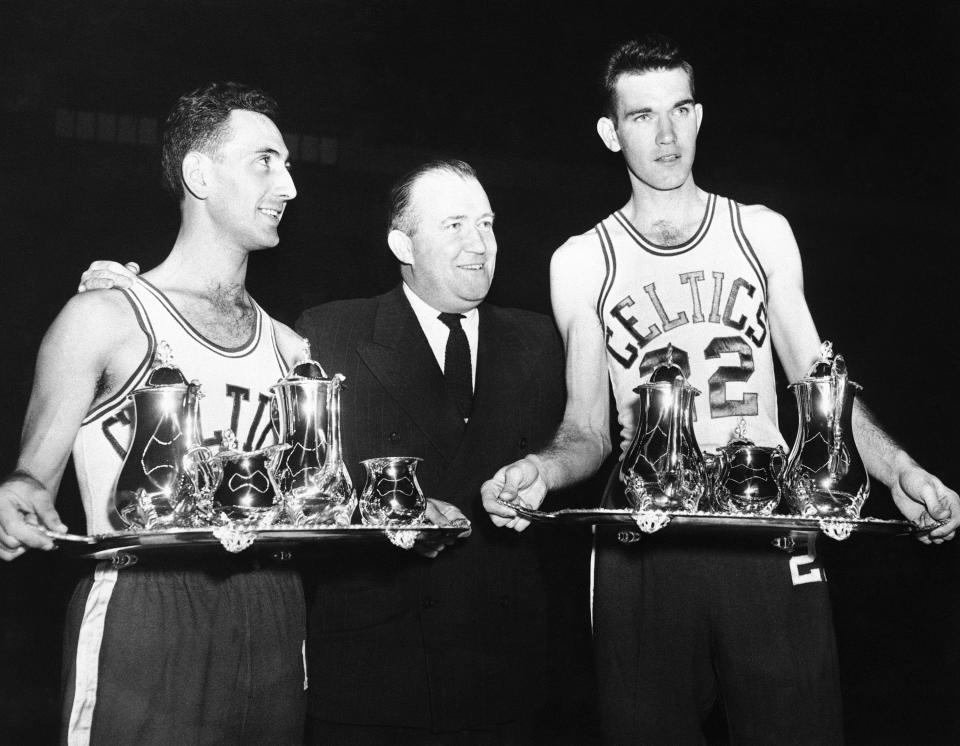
649,344 -> 686,383
795,341 -> 861,389
719,418 -> 755,450
291,359 -> 326,379
804,341 -> 836,379
145,341 -> 188,387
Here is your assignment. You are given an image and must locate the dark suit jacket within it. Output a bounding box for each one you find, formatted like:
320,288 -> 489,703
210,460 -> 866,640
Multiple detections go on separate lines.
295,285 -> 566,732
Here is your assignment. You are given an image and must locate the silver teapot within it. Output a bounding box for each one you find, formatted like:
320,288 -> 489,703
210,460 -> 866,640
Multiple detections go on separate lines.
710,420 -> 786,515
621,348 -> 707,512
271,361 -> 356,526
112,343 -> 219,530
781,342 -> 870,518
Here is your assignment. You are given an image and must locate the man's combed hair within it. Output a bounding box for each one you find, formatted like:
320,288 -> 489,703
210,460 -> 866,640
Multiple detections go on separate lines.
601,34 -> 695,118
388,159 -> 478,235
161,81 -> 280,200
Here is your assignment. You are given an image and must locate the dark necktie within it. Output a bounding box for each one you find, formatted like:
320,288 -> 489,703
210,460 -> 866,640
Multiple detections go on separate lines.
438,312 -> 473,420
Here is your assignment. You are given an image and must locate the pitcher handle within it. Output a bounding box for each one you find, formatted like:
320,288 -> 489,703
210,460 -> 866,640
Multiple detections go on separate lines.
828,356 -> 848,478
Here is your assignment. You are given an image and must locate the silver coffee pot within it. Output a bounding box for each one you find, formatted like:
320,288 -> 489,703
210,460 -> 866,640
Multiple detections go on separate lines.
621,348 -> 707,512
112,343 -> 219,530
782,342 -> 870,518
271,361 -> 356,526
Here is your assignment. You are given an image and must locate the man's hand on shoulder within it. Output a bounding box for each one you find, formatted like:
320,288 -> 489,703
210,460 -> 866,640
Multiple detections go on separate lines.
78,260 -> 140,293
888,457 -> 959,544
481,456 -> 549,533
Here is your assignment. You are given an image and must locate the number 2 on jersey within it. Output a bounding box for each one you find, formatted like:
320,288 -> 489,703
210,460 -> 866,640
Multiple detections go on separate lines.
638,336 -> 758,419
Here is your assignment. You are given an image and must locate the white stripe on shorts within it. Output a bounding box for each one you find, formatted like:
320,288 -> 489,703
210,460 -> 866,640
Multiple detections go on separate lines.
67,562 -> 119,746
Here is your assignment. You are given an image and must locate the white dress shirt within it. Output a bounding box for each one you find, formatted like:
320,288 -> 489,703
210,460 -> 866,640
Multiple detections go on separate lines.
403,282 -> 479,390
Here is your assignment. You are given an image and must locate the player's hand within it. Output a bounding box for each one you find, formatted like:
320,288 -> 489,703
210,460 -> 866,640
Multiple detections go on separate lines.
480,456 -> 547,533
0,476 -> 67,561
890,463 -> 959,544
78,260 -> 140,293
414,498 -> 471,558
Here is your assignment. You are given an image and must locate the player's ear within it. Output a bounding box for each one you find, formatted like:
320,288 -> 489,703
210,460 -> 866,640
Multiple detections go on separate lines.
182,151 -> 210,200
596,117 -> 622,153
387,229 -> 414,265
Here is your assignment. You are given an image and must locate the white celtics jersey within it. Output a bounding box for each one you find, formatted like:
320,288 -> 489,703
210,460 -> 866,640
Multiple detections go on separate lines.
72,278 -> 291,533
596,193 -> 785,456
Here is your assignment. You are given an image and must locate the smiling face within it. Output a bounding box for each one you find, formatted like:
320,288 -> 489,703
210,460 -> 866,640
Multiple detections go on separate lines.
389,170 -> 496,313
597,68 -> 703,193
202,109 -> 297,251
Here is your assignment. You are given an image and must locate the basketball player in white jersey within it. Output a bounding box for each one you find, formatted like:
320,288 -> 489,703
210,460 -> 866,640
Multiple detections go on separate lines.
0,82 -> 311,744
482,35 -> 960,744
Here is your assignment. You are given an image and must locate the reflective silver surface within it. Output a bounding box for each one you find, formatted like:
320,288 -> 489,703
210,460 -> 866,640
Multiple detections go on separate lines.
208,436 -> 289,528
782,343 -> 870,518
621,366 -> 707,512
359,456 -> 427,525
272,368 -> 356,526
113,350 -> 218,530
711,441 -> 785,515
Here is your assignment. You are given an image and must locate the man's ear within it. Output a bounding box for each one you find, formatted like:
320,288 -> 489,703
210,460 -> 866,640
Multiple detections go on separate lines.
387,229 -> 414,265
596,117 -> 622,153
182,151 -> 210,200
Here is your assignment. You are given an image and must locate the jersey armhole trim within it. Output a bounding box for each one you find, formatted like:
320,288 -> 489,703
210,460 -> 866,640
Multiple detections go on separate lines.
595,221 -> 616,326
729,199 -> 769,301
81,288 -> 155,425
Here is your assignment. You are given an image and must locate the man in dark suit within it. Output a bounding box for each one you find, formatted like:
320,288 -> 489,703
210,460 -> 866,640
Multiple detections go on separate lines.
295,159 -> 578,744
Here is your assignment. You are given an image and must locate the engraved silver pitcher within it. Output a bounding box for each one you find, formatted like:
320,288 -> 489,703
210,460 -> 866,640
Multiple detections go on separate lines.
272,362 -> 356,526
113,347 -> 219,530
359,456 -> 427,525
782,342 -> 870,518
621,352 -> 707,512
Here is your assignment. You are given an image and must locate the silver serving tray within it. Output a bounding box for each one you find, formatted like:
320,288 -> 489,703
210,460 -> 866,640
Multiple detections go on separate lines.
504,503 -> 924,542
45,523 -> 469,561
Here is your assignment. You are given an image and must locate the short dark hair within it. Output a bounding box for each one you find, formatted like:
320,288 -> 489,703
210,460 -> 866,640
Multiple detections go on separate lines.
161,81 -> 280,200
601,34 -> 695,119
387,159 -> 478,235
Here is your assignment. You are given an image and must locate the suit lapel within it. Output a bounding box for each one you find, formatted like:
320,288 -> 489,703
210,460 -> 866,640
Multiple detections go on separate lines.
357,286 -> 465,461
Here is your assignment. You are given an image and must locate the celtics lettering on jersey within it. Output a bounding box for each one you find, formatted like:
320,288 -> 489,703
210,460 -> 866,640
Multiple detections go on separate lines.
605,269 -> 767,420
596,194 -> 783,453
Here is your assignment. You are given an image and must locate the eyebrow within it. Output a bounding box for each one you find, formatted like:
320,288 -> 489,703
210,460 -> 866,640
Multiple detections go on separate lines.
442,212 -> 496,221
253,146 -> 290,161
622,98 -> 696,118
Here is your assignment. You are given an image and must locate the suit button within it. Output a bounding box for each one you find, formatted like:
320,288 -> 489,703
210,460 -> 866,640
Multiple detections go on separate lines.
517,437 -> 527,449
389,431 -> 401,444
422,596 -> 437,609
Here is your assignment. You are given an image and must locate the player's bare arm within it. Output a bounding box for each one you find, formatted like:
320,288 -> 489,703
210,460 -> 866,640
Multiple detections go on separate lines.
743,204 -> 959,542
0,291 -> 146,559
482,232 -> 612,531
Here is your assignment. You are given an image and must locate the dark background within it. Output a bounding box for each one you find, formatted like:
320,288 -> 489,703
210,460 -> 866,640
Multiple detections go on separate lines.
1,0 -> 958,743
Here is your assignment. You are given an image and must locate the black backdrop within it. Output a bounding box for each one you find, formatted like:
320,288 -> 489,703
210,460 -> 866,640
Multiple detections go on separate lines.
1,1 -> 958,743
